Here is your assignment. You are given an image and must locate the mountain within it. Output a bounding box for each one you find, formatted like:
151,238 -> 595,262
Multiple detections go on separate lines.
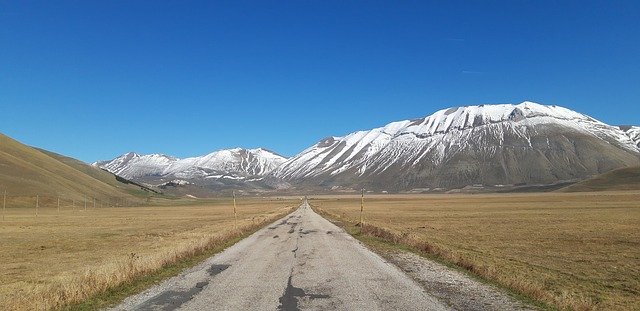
0,133 -> 151,204
95,148 -> 287,190
271,102 -> 640,191
620,126 -> 640,148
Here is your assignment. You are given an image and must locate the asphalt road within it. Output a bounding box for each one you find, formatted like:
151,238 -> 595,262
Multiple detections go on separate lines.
114,200 -> 451,310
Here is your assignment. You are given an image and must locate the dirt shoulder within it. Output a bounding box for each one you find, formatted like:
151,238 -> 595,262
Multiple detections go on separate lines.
382,249 -> 537,311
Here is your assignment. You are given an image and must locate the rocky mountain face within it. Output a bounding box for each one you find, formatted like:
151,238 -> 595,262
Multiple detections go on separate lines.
270,102 -> 640,191
620,126 -> 640,148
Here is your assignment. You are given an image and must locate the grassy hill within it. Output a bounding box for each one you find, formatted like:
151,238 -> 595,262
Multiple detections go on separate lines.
36,148 -> 158,194
559,166 -> 640,192
0,133 -> 155,205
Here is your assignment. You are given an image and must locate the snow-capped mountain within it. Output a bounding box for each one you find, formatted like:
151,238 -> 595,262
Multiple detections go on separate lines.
271,102 -> 640,190
620,126 -> 640,148
95,148 -> 287,183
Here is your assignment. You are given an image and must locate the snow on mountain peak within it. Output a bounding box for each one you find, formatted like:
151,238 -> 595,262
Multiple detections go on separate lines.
396,101 -> 597,137
621,126 -> 640,147
96,148 -> 287,180
271,102 -> 639,181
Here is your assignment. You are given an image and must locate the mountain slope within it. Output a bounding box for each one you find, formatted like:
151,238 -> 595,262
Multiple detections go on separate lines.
38,148 -> 158,194
559,166 -> 640,192
95,148 -> 287,183
271,102 -> 640,191
0,133 -> 150,201
620,126 -> 640,148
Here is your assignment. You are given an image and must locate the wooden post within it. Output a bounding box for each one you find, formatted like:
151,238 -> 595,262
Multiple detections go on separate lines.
84,195 -> 87,211
36,195 -> 39,217
93,197 -> 96,209
359,188 -> 364,226
3,190 -> 6,221
57,196 -> 60,213
233,191 -> 238,230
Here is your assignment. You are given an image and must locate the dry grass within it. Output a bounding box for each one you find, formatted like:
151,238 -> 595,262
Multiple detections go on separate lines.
0,197 -> 298,310
312,191 -> 640,311
0,133 -> 148,201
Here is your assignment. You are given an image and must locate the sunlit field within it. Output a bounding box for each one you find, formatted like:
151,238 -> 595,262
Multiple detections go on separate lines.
0,198 -> 297,310
312,191 -> 640,311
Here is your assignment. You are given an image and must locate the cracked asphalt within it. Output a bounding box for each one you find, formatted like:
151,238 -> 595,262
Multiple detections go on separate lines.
112,200 -> 450,310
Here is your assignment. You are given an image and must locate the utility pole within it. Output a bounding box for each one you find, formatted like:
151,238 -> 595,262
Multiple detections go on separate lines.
233,191 -> 238,230
360,188 -> 365,226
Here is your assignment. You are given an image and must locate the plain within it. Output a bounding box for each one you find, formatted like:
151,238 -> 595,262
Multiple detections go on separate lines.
0,197 -> 298,310
312,191 -> 640,311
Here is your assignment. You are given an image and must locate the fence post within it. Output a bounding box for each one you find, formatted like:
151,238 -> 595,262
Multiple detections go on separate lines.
359,188 -> 364,226
2,190 -> 6,221
84,195 -> 87,211
36,195 -> 39,217
233,191 -> 238,230
57,196 -> 60,213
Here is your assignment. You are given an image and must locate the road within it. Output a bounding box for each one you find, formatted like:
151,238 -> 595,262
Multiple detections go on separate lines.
114,200 -> 451,310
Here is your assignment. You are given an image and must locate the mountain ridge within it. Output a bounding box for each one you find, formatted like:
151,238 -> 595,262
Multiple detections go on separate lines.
92,101 -> 639,193
95,147 -> 287,184
270,101 -> 640,190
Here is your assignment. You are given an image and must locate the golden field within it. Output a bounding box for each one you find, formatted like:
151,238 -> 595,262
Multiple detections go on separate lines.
0,197 -> 297,310
312,191 -> 640,311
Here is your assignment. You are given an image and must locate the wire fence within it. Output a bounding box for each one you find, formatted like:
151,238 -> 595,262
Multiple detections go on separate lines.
1,191 -> 148,220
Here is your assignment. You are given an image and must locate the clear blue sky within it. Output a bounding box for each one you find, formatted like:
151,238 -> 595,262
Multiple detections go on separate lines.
1,1 -> 639,162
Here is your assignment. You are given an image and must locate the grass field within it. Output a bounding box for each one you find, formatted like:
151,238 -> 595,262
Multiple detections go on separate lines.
312,191 -> 640,311
0,197 -> 298,310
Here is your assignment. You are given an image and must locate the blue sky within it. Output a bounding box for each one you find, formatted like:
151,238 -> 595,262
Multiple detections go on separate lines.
1,1 -> 639,162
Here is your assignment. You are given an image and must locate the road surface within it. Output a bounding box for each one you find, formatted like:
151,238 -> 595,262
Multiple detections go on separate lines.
114,200 -> 451,310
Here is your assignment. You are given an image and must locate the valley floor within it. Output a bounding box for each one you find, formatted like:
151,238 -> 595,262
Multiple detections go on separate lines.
313,191 -> 640,311
3,192 -> 637,310
0,198 -> 297,310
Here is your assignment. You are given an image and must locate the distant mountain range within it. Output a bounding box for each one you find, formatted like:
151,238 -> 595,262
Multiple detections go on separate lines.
94,148 -> 286,180
93,148 -> 287,194
92,101 -> 640,193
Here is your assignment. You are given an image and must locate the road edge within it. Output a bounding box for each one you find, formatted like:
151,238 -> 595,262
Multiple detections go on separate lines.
310,203 -> 551,311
